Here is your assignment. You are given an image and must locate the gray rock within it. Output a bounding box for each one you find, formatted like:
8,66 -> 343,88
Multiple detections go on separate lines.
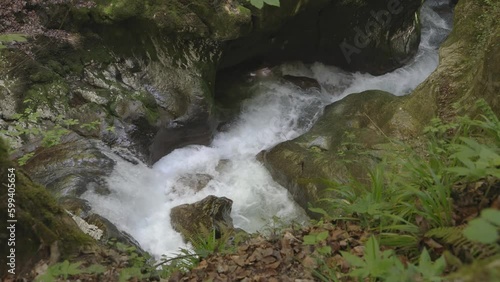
282,75 -> 321,91
307,136 -> 329,151
22,134 -> 115,198
170,195 -> 234,243
175,174 -> 213,193
59,196 -> 92,218
85,214 -> 143,252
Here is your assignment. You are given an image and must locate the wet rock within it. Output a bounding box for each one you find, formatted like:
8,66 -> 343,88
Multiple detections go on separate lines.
22,134 -> 115,198
408,0 -> 500,117
282,75 -> 321,91
111,147 -> 139,165
307,136 -> 329,151
175,174 -> 213,193
149,110 -> 215,164
85,214 -> 143,251
220,0 -> 422,75
216,159 -> 231,172
170,195 -> 234,243
59,196 -> 92,218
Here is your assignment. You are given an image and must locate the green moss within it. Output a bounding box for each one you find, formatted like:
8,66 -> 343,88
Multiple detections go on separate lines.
142,105 -> 160,125
408,0 -> 500,119
24,80 -> 70,113
98,0 -> 146,21
0,139 -> 94,275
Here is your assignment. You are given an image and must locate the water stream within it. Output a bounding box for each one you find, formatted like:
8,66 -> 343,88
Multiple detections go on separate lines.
82,0 -> 453,257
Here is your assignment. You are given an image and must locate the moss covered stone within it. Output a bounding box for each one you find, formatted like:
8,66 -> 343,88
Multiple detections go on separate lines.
262,90 -> 408,216
170,195 -> 234,243
0,138 -> 94,277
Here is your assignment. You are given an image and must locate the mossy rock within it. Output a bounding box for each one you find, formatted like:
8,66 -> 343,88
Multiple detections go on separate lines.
0,138 -> 94,277
406,0 -> 500,120
261,90 -> 414,216
85,214 -> 143,251
21,134 -> 115,198
170,195 -> 234,244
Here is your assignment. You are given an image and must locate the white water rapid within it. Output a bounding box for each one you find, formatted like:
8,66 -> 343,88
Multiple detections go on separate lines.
82,0 -> 453,257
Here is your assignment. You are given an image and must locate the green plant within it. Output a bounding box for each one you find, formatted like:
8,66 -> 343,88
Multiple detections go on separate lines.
18,152 -> 35,166
463,209 -> 500,244
426,226 -> 500,260
0,99 -> 104,165
342,236 -> 446,282
0,34 -> 27,49
341,236 -> 399,280
316,164 -> 393,228
35,260 -> 105,282
309,99 -> 500,281
447,138 -> 500,180
247,0 -> 280,9
106,241 -> 154,281
303,230 -> 332,256
154,226 -> 239,278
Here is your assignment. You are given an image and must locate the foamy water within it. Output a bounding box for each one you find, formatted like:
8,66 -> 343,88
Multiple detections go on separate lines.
82,0 -> 452,257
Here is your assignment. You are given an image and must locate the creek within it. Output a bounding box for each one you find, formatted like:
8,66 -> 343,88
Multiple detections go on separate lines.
82,0 -> 452,257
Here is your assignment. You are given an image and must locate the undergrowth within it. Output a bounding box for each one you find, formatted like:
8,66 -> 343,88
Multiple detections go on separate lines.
308,99 -> 500,281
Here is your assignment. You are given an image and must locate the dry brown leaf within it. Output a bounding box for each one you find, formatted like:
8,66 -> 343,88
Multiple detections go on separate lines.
302,255 -> 317,269
262,255 -> 277,264
352,246 -> 364,256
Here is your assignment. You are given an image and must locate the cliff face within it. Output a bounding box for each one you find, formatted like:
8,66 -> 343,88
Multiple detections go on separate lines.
262,0 -> 500,217
0,0 -> 422,165
220,0 -> 422,74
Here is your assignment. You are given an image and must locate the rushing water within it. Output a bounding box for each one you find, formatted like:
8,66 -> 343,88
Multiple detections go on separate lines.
82,0 -> 452,257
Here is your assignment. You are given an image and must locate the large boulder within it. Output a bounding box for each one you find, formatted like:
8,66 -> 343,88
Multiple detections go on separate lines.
21,134 -> 115,198
170,195 -> 234,243
262,0 -> 500,217
261,90 -> 410,215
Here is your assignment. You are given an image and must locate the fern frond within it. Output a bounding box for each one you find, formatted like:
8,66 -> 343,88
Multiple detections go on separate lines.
425,226 -> 500,260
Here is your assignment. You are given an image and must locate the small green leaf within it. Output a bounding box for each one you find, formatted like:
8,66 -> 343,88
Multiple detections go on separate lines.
482,209 -> 500,226
303,234 -> 317,245
316,231 -> 329,241
317,246 -> 332,255
463,218 -> 498,243
0,34 -> 28,43
86,264 -> 106,274
264,0 -> 280,7
60,260 -> 83,279
249,0 -> 264,8
308,207 -> 329,217
418,248 -> 432,271
340,251 -> 365,267
431,256 -> 446,277
119,267 -> 143,282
